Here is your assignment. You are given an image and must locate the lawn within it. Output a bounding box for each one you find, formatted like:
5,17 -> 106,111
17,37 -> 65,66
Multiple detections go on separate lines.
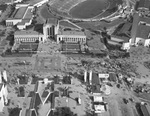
40,5 -> 56,20
69,0 -> 109,19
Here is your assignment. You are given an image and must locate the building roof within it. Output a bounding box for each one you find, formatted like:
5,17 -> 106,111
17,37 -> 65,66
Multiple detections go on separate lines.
137,0 -> 150,10
60,30 -> 85,36
23,8 -> 33,19
45,18 -> 58,25
15,30 -> 40,35
109,72 -> 117,82
136,25 -> 150,39
140,104 -> 150,116
140,16 -> 150,24
93,96 -> 103,102
14,7 -> 27,19
131,13 -> 140,43
94,104 -> 105,112
0,83 -> 3,91
92,73 -> 100,85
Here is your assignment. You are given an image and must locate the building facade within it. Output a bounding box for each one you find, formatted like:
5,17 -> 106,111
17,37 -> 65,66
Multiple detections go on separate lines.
43,18 -> 59,41
56,31 -> 86,44
14,30 -> 44,43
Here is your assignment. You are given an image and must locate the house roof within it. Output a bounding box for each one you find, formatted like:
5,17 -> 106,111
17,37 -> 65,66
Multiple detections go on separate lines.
109,72 -> 117,82
140,16 -> 150,24
136,25 -> 150,39
137,0 -> 150,10
92,73 -> 100,85
17,19 -> 31,25
93,96 -> 103,102
15,30 -> 40,35
0,83 -> 3,91
131,13 -> 140,43
140,104 -> 150,116
13,7 -> 27,19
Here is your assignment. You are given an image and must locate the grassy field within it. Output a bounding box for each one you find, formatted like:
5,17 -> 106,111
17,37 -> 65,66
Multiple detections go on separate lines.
69,0 -> 109,19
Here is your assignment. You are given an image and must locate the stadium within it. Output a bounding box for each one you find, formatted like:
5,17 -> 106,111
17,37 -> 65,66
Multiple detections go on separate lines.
47,0 -> 123,20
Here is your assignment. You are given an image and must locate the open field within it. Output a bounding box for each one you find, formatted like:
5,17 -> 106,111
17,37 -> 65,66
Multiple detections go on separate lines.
47,0 -> 123,19
69,0 -> 109,19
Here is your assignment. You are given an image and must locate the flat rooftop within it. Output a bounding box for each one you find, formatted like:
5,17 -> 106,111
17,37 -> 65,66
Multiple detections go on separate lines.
46,18 -> 58,25
15,30 -> 40,35
137,0 -> 150,10
13,7 -> 27,19
17,19 -> 30,25
136,25 -> 150,39
60,31 -> 86,36
23,8 -> 32,19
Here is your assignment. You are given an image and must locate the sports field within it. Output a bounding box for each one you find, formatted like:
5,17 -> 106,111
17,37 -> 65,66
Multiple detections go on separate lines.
69,0 -> 109,19
46,0 -> 123,19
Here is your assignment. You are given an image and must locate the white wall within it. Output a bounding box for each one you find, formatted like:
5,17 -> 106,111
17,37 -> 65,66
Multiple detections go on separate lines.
135,37 -> 145,45
144,39 -> 150,47
6,19 -> 22,26
56,34 -> 86,44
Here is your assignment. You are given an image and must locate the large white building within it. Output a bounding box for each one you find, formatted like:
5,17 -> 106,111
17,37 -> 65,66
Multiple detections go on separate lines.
57,30 -> 86,44
13,18 -> 87,46
14,30 -> 44,43
43,18 -> 59,41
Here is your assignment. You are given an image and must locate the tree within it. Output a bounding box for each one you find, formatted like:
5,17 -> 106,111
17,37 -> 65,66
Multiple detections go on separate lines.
54,107 -> 77,116
8,107 -> 21,116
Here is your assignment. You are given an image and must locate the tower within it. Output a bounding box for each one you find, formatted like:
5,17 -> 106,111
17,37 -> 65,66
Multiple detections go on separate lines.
43,18 -> 59,42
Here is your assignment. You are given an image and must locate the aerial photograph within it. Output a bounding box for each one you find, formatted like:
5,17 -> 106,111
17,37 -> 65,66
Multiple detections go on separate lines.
0,0 -> 150,116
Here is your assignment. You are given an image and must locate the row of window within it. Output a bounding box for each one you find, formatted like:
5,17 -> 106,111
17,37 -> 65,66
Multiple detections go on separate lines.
6,22 -> 13,26
60,37 -> 86,43
15,37 -> 39,42
47,28 -> 55,36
